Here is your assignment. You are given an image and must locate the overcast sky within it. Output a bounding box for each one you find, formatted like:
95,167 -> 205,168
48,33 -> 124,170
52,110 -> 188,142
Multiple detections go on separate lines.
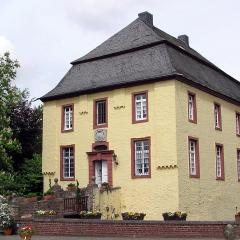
0,0 -> 240,105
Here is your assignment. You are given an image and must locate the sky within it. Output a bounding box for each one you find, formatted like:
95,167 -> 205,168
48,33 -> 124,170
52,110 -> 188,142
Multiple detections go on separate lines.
0,0 -> 240,105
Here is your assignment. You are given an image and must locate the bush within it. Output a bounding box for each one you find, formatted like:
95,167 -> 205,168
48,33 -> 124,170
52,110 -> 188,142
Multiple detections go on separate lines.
0,195 -> 14,229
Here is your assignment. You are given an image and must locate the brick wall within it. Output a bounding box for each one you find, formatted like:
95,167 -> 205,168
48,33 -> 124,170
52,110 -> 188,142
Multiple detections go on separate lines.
17,218 -> 238,238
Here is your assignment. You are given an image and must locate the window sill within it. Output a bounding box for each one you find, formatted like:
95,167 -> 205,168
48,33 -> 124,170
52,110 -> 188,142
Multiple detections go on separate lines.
93,123 -> 108,129
188,119 -> 197,124
60,177 -> 75,181
215,127 -> 222,131
216,177 -> 225,181
132,174 -> 151,179
132,119 -> 148,124
189,174 -> 200,178
61,129 -> 74,133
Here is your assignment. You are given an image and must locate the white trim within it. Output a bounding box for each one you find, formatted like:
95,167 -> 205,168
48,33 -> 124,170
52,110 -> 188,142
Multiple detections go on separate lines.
135,94 -> 147,121
134,140 -> 149,176
189,139 -> 196,175
64,106 -> 73,130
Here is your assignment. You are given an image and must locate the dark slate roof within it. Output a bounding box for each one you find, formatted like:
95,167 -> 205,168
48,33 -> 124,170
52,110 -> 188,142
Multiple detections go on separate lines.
41,12 -> 240,104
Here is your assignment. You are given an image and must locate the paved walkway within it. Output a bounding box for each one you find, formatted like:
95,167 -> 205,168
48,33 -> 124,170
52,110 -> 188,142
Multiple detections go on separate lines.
0,235 -> 225,240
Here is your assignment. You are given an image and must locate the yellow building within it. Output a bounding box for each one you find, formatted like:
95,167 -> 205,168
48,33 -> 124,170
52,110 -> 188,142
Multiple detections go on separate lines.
40,12 -> 240,220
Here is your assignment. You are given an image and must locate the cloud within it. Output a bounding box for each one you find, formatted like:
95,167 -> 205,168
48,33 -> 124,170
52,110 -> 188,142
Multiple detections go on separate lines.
0,36 -> 15,55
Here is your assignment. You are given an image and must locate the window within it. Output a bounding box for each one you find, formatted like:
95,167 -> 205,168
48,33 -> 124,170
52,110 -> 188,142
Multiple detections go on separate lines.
215,144 -> 224,180
62,104 -> 73,132
236,112 -> 240,136
237,149 -> 240,181
188,92 -> 197,123
60,145 -> 75,180
214,103 -> 222,130
94,98 -> 108,128
188,137 -> 200,178
131,137 -> 151,178
132,91 -> 148,123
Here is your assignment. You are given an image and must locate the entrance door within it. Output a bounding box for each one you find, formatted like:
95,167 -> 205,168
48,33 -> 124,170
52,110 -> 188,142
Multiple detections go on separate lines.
94,160 -> 108,186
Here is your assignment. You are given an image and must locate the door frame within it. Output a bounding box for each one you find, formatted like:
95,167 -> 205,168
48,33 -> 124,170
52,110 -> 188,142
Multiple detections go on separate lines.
87,150 -> 113,186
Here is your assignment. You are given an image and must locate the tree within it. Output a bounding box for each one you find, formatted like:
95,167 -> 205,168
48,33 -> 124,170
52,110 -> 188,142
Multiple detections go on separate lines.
9,91 -> 42,170
0,52 -> 21,171
15,154 -> 43,196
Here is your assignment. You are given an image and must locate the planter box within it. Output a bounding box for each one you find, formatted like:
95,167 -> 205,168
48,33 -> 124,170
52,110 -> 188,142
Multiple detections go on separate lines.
122,213 -> 145,220
163,215 -> 187,221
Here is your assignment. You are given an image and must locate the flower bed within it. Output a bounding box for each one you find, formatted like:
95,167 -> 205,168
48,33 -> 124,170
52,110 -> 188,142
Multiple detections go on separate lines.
121,212 -> 146,220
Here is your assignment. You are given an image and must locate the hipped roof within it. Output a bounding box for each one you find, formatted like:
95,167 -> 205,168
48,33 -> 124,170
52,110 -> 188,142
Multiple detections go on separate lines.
41,12 -> 240,104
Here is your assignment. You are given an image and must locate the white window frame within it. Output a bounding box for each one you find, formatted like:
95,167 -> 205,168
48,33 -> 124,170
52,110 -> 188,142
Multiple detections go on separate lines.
214,104 -> 221,129
134,140 -> 150,176
236,113 -> 240,135
63,147 -> 74,178
216,145 -> 222,178
237,150 -> 240,181
135,93 -> 147,121
188,94 -> 194,121
189,139 -> 197,176
64,106 -> 73,130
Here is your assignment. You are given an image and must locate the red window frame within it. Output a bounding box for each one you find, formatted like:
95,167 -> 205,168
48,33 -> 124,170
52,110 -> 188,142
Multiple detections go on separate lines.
236,112 -> 240,136
215,143 -> 224,180
61,104 -> 74,132
188,137 -> 200,178
132,91 -> 149,124
237,149 -> 240,182
188,92 -> 197,124
93,98 -> 108,129
131,137 -> 151,179
60,144 -> 75,181
214,103 -> 222,131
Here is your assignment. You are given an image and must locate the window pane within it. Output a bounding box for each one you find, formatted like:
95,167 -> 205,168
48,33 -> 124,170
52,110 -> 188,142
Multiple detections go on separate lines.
135,93 -> 147,121
134,140 -> 149,176
96,100 -> 106,125
63,147 -> 74,178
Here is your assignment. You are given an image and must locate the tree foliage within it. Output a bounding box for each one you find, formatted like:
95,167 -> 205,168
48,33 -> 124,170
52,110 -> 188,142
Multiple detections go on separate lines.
0,52 -> 21,171
0,52 -> 43,196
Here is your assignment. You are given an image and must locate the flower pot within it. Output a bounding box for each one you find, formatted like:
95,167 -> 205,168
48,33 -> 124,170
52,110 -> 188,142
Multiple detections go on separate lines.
19,234 -> 32,240
235,215 -> 240,223
3,228 -> 12,235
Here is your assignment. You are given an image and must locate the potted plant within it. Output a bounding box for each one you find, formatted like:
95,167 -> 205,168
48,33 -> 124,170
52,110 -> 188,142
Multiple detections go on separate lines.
162,211 -> 187,221
235,211 -> 240,222
79,211 -> 102,219
121,212 -> 146,220
0,196 -> 14,235
35,209 -> 57,218
18,225 -> 34,240
43,188 -> 55,201
67,183 -> 76,191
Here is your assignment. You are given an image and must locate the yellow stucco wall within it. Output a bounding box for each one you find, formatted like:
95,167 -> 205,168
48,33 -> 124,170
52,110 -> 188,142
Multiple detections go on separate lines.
175,81 -> 240,220
42,81 -> 179,220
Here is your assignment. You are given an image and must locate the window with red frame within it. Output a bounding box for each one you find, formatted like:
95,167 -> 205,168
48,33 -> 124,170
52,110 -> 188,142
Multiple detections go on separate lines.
216,144 -> 224,180
62,105 -> 73,131
236,113 -> 240,135
237,149 -> 240,181
214,103 -> 222,130
94,99 -> 107,128
188,138 -> 200,177
133,92 -> 148,123
132,138 -> 150,177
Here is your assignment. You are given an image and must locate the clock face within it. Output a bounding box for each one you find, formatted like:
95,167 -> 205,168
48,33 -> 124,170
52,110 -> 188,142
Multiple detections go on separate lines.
95,129 -> 107,142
